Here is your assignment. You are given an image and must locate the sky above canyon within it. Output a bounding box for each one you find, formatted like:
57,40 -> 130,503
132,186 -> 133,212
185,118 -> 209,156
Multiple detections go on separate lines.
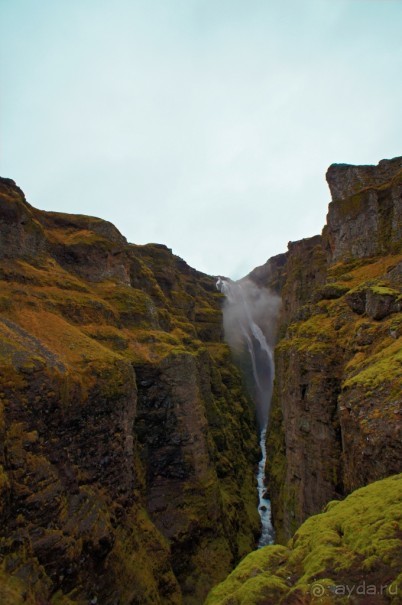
1,0 -> 402,278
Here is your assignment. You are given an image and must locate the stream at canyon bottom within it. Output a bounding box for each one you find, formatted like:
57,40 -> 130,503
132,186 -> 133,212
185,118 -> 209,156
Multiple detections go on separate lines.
257,427 -> 274,546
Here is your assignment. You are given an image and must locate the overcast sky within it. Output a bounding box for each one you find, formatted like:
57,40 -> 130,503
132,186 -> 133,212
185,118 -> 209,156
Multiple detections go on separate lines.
1,0 -> 402,278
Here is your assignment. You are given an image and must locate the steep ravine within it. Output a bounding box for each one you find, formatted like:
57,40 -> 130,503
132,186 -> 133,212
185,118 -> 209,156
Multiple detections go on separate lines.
216,277 -> 280,548
0,177 -> 261,605
205,156 -> 402,604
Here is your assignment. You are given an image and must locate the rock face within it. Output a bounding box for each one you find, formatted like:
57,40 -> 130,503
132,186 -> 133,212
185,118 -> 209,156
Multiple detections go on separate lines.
248,157 -> 402,543
205,474 -> 402,604
0,178 -> 260,605
325,156 -> 402,262
326,156 -> 402,201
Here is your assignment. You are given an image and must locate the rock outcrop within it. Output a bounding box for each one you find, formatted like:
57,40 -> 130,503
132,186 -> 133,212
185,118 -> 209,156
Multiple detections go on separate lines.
325,157 -> 402,262
248,157 -> 402,544
0,178 -> 260,605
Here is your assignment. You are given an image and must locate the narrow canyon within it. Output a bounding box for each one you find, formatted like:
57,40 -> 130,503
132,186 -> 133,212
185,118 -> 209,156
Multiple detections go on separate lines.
0,156 -> 401,604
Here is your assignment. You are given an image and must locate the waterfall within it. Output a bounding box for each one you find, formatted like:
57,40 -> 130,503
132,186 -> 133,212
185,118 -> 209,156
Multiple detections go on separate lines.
216,277 -> 280,547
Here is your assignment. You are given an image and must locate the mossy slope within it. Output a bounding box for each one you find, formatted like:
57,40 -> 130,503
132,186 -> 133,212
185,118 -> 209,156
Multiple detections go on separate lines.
205,474 -> 402,605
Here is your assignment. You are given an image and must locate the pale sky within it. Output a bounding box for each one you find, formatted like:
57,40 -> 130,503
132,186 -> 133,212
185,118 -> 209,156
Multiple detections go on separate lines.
1,0 -> 402,278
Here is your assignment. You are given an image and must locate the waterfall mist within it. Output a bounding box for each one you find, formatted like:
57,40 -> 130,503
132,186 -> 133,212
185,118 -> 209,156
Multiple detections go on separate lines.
217,277 -> 281,428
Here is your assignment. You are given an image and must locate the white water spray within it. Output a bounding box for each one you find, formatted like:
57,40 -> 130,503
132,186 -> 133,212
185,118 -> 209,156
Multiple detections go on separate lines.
217,276 -> 280,547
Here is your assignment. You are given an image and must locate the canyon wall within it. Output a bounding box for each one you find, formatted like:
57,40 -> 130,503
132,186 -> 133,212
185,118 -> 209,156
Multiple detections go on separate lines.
0,178 -> 261,605
249,157 -> 402,543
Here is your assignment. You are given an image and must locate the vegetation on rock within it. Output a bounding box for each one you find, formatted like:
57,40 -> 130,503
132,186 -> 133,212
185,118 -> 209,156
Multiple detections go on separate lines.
0,177 -> 260,605
205,474 -> 402,605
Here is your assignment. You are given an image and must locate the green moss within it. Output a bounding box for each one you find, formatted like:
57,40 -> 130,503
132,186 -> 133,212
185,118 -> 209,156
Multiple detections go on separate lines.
292,314 -> 334,339
335,192 -> 365,220
344,337 -> 402,390
106,504 -> 181,605
328,254 -> 402,287
369,284 -> 399,297
278,337 -> 333,355
205,475 -> 402,604
205,546 -> 289,604
195,306 -> 221,321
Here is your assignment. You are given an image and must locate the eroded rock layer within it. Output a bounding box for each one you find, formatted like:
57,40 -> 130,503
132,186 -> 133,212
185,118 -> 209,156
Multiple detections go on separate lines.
0,178 -> 260,605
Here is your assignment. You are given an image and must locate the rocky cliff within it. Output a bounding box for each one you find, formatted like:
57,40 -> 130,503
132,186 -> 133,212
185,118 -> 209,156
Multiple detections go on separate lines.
0,178 -> 261,605
249,156 -> 402,543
